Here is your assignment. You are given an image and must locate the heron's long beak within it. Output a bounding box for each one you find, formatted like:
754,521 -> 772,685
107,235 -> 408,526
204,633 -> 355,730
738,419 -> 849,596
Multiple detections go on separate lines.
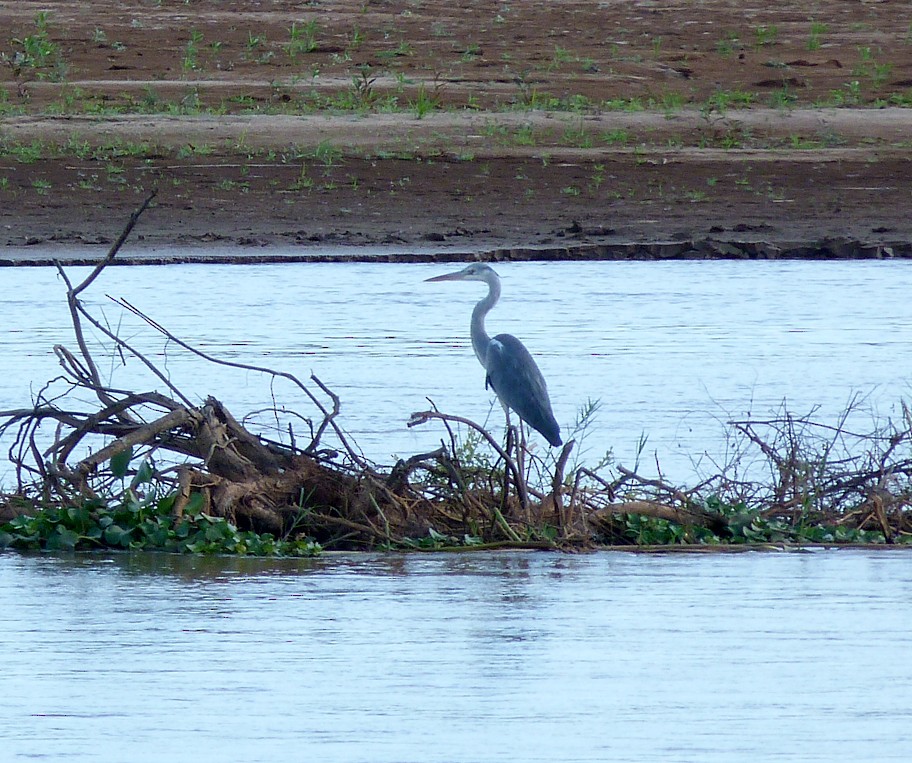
425,270 -> 464,282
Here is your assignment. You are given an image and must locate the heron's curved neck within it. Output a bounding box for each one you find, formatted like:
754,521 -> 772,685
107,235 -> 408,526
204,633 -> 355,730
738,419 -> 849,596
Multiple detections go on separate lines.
471,273 -> 500,365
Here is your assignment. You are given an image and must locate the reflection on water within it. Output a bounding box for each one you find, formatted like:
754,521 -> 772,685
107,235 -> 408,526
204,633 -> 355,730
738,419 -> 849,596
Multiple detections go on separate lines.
2,259 -> 912,483
1,549 -> 911,762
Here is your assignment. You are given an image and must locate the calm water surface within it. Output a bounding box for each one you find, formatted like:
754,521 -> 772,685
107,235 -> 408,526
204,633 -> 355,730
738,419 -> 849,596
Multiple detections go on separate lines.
3,259 -> 911,760
3,258 -> 912,483
1,549 -> 910,762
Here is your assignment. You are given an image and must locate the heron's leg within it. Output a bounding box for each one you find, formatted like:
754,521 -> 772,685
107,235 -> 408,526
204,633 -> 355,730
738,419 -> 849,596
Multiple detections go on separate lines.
500,405 -> 529,521
501,403 -> 513,456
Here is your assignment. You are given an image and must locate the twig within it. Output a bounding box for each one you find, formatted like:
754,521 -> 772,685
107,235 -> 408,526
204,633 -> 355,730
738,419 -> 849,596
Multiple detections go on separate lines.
108,296 -> 368,469
408,408 -> 527,510
616,464 -> 690,505
70,191 -> 156,298
52,192 -> 156,411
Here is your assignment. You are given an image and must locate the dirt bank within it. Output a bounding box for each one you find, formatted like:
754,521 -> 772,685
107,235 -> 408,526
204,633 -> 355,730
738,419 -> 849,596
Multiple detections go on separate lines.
2,1 -> 912,257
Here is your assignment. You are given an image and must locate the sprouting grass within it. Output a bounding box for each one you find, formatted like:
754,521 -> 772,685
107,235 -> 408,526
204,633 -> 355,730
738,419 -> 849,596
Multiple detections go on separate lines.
753,25 -> 778,49
852,46 -> 892,88
0,89 -> 24,116
822,79 -> 862,106
286,20 -> 319,60
787,134 -> 823,150
1,140 -> 44,163
31,177 -> 51,195
768,85 -> 799,109
588,163 -> 605,192
716,32 -> 740,56
807,21 -> 828,51
341,67 -> 378,110
653,91 -> 684,114
347,26 -> 364,51
76,175 -> 101,191
246,32 -> 266,51
603,97 -> 645,112
182,29 -> 204,72
512,124 -> 537,146
563,122 -> 593,148
550,45 -> 574,70
378,40 -> 414,60
104,171 -> 128,189
460,43 -> 481,63
289,164 -> 314,192
889,90 -> 912,107
244,31 -> 272,63
410,83 -> 439,118
311,139 -> 343,168
601,128 -> 630,145
64,135 -> 92,159
4,11 -> 68,81
481,121 -> 508,141
176,143 -> 213,159
547,45 -> 595,74
704,88 -> 756,113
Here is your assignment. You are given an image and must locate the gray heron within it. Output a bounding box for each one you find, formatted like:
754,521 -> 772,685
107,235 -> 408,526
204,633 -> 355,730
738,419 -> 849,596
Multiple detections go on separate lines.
426,263 -> 562,447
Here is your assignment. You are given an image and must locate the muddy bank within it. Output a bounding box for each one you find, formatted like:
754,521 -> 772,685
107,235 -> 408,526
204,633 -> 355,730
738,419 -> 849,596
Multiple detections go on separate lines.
3,1 -> 912,257
2,237 -> 911,267
2,131 -> 911,257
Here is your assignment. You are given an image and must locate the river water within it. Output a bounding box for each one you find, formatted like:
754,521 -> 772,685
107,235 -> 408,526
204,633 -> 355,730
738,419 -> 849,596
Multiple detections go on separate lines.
2,257 -> 912,484
1,548 -> 910,762
3,258 -> 912,761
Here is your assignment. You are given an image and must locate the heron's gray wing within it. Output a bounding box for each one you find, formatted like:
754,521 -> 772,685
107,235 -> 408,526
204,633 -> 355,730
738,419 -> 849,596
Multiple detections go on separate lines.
485,333 -> 562,446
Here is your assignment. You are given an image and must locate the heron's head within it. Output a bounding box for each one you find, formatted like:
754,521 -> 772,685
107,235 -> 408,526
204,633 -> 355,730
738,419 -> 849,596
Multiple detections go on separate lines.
425,263 -> 499,283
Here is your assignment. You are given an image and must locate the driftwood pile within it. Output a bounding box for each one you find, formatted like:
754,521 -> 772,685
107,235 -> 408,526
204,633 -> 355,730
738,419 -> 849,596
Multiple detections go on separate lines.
2,196 -> 911,549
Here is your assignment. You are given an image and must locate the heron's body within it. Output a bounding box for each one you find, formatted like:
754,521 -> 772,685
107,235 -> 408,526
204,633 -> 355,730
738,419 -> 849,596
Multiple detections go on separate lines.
426,263 -> 562,447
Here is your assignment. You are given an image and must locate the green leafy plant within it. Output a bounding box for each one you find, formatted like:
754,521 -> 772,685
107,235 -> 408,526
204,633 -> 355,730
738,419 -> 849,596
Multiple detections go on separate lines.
754,25 -> 778,49
807,21 -> 827,51
286,20 -> 319,60
0,449 -> 320,556
550,45 -> 573,70
410,83 -> 439,118
182,29 -> 204,72
4,11 -> 68,81
246,32 -> 266,51
1,140 -> 44,163
703,88 -> 755,114
601,128 -> 630,145
378,40 -> 414,60
563,122 -> 592,147
768,85 -> 798,109
716,32 -> 740,56
460,43 -> 480,63
31,178 -> 51,195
